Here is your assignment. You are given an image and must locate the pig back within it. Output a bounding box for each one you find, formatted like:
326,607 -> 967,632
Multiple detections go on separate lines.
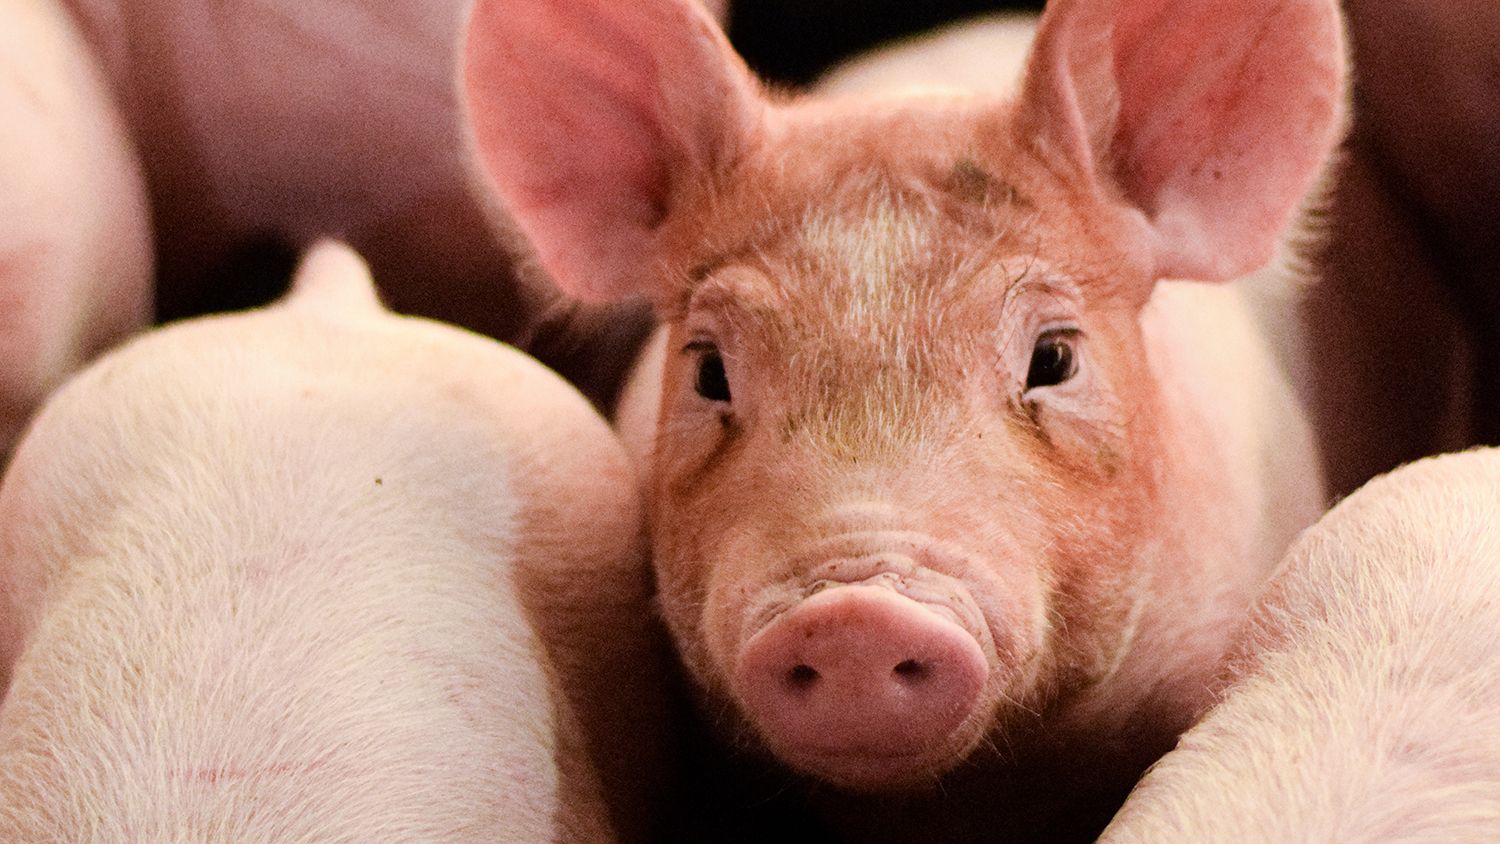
1102,448 -> 1500,841
0,298 -> 653,840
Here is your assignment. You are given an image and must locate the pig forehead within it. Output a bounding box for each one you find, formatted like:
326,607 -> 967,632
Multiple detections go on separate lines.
677,99 -> 1113,317
691,182 -> 1043,344
687,193 -> 1038,451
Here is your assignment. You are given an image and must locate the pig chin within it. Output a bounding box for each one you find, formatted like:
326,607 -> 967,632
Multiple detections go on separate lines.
719,544 -> 1017,792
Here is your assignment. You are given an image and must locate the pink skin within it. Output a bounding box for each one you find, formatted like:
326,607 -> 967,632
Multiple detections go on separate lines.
735,585 -> 989,789
1103,449 -> 1500,841
0,244 -> 657,841
463,0 -> 1342,828
0,0 -> 152,463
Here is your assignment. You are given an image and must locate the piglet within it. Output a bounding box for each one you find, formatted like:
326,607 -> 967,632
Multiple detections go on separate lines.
0,0 -> 152,463
1103,448 -> 1500,841
0,242 -> 662,841
42,0 -> 728,409
463,0 -> 1343,837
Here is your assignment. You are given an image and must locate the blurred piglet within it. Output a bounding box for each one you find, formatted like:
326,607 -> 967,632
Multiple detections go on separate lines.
0,0 -> 152,463
1104,449 -> 1500,841
463,0 -> 1344,838
2,0 -> 734,466
0,243 -> 663,841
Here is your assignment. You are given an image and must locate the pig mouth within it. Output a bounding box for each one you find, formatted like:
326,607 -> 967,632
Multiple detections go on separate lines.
792,745 -> 964,792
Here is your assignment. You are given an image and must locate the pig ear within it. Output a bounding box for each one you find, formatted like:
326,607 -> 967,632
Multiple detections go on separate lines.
462,0 -> 763,303
1015,0 -> 1347,282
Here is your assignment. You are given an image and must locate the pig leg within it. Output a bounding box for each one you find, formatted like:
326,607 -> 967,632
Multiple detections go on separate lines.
0,0 -> 151,464
1101,449 -> 1500,841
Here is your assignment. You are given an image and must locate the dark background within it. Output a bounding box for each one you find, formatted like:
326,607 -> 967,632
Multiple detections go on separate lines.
727,0 -> 1042,85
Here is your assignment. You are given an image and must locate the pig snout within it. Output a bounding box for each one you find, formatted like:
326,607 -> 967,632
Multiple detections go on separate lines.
733,583 -> 990,790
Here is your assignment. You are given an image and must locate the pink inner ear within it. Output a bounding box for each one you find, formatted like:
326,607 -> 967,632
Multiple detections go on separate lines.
1025,0 -> 1347,283
462,0 -> 757,303
1113,0 -> 1345,281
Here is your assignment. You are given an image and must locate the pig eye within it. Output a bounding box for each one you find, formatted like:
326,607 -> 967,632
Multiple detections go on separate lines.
688,341 -> 732,403
1025,329 -> 1079,391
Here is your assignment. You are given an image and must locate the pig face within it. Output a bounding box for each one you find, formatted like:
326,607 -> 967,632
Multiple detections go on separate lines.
642,136 -> 1170,788
464,0 -> 1345,790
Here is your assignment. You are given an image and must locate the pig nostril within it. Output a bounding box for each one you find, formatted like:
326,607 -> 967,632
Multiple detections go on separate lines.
786,664 -> 819,690
892,659 -> 929,682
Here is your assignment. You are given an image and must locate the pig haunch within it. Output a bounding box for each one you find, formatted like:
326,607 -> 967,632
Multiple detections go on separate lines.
462,0 -> 1344,837
0,243 -> 660,841
1103,448 -> 1500,841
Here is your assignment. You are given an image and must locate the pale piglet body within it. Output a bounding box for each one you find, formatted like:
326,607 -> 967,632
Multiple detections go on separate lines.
1104,449 -> 1500,841
0,244 -> 659,840
464,0 -> 1341,837
0,0 -> 151,462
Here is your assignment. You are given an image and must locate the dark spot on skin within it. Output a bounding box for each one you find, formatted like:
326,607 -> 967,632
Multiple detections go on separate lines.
950,158 -> 1034,210
719,411 -> 734,430
374,477 -> 383,486
1212,169 -> 1224,181
688,256 -> 728,283
1096,445 -> 1122,480
1020,398 -> 1054,449
642,196 -> 668,229
951,158 -> 996,205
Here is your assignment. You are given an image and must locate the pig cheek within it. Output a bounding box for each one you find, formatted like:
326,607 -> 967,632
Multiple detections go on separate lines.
976,554 -> 1050,695
648,509 -> 721,697
644,355 -> 718,655
696,526 -> 805,699
1041,446 -> 1166,703
648,446 -> 753,700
